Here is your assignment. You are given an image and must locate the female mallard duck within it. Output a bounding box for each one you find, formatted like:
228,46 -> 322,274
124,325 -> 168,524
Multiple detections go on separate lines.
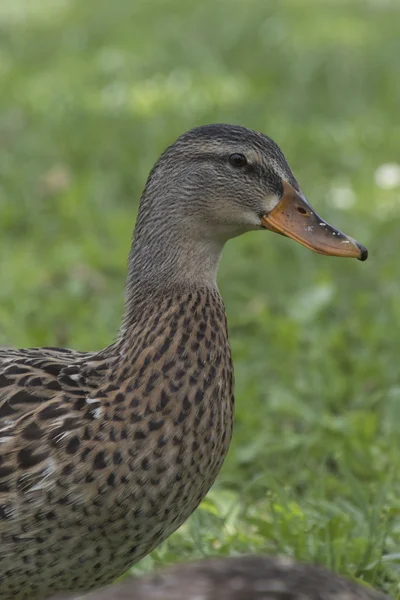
49,556 -> 389,600
0,124 -> 367,600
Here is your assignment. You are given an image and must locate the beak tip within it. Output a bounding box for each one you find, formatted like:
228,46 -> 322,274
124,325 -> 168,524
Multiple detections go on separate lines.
356,243 -> 368,262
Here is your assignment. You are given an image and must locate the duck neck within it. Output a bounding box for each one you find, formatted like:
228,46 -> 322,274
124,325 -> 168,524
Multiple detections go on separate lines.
121,205 -> 224,330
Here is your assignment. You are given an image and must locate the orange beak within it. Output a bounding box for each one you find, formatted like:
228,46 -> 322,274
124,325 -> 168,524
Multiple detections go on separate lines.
261,181 -> 368,261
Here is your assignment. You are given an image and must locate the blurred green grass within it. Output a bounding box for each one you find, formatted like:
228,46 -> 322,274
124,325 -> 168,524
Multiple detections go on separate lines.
1,0 -> 400,596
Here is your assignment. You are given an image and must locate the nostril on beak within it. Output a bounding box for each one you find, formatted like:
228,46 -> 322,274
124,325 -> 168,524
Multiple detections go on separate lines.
296,206 -> 308,216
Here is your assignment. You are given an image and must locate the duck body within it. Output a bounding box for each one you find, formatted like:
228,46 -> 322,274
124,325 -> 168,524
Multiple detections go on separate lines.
0,124 -> 367,599
0,288 -> 233,599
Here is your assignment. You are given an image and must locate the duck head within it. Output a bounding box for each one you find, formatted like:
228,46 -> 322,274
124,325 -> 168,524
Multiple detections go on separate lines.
127,124 -> 367,302
140,124 -> 366,259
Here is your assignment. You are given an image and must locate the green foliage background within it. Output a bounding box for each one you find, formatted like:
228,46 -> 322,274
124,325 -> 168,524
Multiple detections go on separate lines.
1,0 -> 400,595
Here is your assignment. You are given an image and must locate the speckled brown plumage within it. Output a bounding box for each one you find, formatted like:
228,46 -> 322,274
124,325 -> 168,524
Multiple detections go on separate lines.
0,289 -> 232,599
0,124 -> 366,600
48,556 -> 391,600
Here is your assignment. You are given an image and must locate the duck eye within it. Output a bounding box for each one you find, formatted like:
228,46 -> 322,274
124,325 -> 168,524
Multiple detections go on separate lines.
229,153 -> 247,168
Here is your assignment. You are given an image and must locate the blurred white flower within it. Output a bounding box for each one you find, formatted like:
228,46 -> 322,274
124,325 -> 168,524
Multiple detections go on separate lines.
40,165 -> 71,196
374,163 -> 400,189
328,186 -> 356,210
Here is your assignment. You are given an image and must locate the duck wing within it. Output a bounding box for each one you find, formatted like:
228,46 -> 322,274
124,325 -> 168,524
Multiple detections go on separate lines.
0,346 -> 108,528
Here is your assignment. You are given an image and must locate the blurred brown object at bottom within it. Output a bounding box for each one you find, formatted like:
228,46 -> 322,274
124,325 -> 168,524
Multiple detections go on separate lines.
48,555 -> 390,600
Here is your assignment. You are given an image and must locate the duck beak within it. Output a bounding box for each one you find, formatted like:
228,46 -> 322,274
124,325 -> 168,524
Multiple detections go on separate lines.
260,181 -> 368,261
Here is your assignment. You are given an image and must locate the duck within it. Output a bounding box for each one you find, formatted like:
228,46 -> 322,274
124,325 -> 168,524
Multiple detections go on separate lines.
47,555 -> 389,600
0,124 -> 367,600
